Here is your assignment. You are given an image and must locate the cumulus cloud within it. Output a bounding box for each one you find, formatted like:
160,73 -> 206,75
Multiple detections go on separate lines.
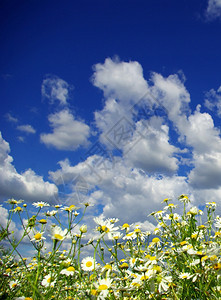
185,108 -> 221,189
150,72 -> 191,132
185,107 -> 221,154
40,109 -> 90,151
92,57 -> 149,103
49,156 -> 190,224
206,0 -> 221,19
41,75 -> 73,106
145,70 -> 221,190
17,124 -> 36,134
0,132 -> 58,202
125,119 -> 179,174
92,58 -> 182,175
188,152 -> 221,189
204,86 -> 221,116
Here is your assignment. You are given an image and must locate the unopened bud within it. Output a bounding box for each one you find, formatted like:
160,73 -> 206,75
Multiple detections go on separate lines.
80,224 -> 87,233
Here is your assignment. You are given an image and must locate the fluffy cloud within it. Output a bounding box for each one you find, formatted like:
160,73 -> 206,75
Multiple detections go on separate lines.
49,156 -> 190,224
204,86 -> 221,116
0,132 -> 58,202
188,152 -> 221,189
92,57 -> 149,103
41,75 -> 73,106
40,109 -> 90,151
150,72 -> 191,132
185,108 -> 221,154
147,70 -> 221,190
206,0 -> 221,19
46,59 -> 221,226
17,124 -> 36,134
124,119 -> 179,174
92,58 -> 182,175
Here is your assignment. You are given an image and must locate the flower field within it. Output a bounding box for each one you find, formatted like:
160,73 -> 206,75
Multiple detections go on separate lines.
1,195 -> 221,299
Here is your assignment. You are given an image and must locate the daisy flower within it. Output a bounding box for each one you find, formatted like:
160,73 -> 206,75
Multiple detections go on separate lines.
94,217 -> 119,240
81,256 -> 97,271
50,225 -> 68,241
215,218 -> 221,229
45,210 -> 57,216
31,231 -> 46,242
61,205 -> 80,212
60,266 -> 75,276
94,278 -> 112,298
188,206 -> 198,216
149,237 -> 161,248
9,280 -> 18,289
178,194 -> 190,203
123,231 -> 136,240
158,276 -> 172,293
41,274 -> 55,287
179,272 -> 193,279
6,198 -> 24,205
33,201 -> 50,208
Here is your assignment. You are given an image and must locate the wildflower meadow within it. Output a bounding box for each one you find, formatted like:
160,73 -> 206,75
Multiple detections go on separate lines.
1,195 -> 221,299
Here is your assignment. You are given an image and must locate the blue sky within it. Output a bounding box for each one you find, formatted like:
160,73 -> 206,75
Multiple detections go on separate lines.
1,0 -> 221,241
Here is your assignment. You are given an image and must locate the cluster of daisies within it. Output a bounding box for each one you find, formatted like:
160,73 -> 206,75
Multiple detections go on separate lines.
1,196 -> 221,299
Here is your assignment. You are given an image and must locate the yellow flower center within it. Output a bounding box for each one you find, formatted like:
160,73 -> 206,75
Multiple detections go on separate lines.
104,264 -> 112,270
86,261 -> 93,267
47,277 -> 51,283
214,263 -> 221,270
69,205 -> 76,211
54,234 -> 63,240
132,282 -> 140,287
120,263 -> 128,269
34,233 -> 42,240
101,225 -> 110,233
98,284 -> 108,290
126,232 -> 134,237
15,206 -> 22,212
122,223 -> 130,228
66,266 -> 75,272
152,237 -> 160,243
210,255 -> 218,261
91,289 -> 98,295
6,268 -> 11,272
39,219 -> 47,224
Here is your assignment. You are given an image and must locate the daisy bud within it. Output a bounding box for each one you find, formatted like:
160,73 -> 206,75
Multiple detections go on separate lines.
80,224 -> 87,233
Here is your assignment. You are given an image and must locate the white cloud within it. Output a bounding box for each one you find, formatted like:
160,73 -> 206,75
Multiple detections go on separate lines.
40,109 -> 90,151
188,152 -> 221,189
49,157 -> 190,224
185,108 -> 221,154
0,206 -> 16,231
92,59 -> 182,175
92,57 -> 149,103
124,119 -> 179,174
150,72 -> 191,131
41,75 -> 73,106
204,86 -> 221,116
147,71 -> 221,190
17,124 -> 36,134
0,132 -> 58,202
5,113 -> 18,123
206,0 -> 221,19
